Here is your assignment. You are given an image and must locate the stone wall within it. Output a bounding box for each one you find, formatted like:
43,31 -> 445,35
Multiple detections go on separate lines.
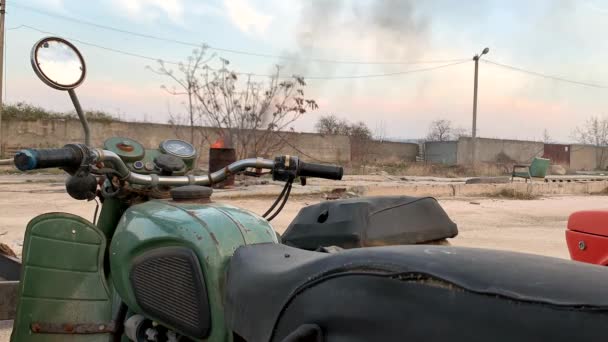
350,138 -> 419,164
569,144 -> 608,171
456,137 -> 544,165
0,119 -> 418,165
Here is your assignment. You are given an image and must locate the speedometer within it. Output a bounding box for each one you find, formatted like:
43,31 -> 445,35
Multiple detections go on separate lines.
160,139 -> 197,159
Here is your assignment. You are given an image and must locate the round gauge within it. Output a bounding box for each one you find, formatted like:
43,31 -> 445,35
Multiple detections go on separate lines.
160,139 -> 196,159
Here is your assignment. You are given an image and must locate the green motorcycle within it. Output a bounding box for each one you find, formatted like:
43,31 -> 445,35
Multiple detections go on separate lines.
9,37 -> 608,342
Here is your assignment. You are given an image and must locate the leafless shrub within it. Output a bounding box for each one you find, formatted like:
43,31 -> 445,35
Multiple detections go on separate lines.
150,47 -> 318,159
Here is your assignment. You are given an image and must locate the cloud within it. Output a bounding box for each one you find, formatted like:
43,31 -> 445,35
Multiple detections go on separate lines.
223,0 -> 273,36
111,0 -> 185,22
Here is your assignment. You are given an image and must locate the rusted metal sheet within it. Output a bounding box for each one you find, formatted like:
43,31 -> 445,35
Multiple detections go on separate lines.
0,253 -> 20,280
0,254 -> 21,320
543,144 -> 570,167
0,281 -> 19,320
31,321 -> 116,334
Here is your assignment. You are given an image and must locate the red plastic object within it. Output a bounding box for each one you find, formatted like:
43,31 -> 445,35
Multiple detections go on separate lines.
566,210 -> 608,265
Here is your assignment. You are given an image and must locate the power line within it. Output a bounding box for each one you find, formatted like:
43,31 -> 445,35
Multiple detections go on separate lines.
12,25 -> 470,80
305,60 -> 469,79
14,22 -> 600,87
11,2 -> 467,66
20,25 -> 183,65
483,59 -> 607,89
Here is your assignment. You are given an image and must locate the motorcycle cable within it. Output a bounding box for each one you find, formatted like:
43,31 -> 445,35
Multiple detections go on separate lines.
92,197 -> 100,225
262,180 -> 291,218
92,166 -> 123,178
100,176 -> 121,198
267,180 -> 293,222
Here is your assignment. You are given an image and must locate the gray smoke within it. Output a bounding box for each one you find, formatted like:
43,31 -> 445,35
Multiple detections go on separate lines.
280,0 -> 431,79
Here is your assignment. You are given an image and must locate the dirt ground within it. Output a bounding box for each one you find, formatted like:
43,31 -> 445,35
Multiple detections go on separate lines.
1,181 -> 605,259
1,179 -> 608,339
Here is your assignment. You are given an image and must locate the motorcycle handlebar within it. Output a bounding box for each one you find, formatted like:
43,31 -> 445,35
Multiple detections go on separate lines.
298,160 -> 343,180
13,146 -> 83,171
12,146 -> 344,186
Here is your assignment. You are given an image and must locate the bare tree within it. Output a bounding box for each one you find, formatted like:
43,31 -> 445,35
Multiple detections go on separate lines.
426,119 -> 458,141
374,120 -> 387,142
148,47 -> 213,145
315,115 -> 372,139
572,116 -> 608,169
315,115 -> 351,135
542,129 -> 552,144
348,121 -> 373,140
152,48 -> 318,158
451,127 -> 470,139
315,115 -> 374,165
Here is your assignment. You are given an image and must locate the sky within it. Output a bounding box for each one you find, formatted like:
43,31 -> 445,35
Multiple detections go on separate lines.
4,0 -> 608,142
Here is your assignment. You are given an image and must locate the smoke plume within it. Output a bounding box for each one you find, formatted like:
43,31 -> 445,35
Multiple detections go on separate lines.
281,0 -> 431,78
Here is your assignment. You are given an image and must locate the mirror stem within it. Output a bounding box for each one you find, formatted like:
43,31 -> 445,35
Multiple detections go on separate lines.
68,89 -> 91,146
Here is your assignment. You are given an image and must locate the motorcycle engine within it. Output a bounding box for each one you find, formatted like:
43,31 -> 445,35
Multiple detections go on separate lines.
125,314 -> 194,342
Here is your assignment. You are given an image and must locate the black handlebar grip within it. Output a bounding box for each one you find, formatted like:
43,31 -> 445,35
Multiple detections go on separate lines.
298,161 -> 344,180
13,147 -> 83,171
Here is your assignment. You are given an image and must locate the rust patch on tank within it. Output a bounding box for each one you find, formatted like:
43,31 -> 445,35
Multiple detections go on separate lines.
30,321 -> 116,334
209,232 -> 219,245
185,210 -> 211,230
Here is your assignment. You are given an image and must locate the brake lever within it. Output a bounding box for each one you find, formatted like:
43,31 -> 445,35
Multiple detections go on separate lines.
65,144 -> 97,201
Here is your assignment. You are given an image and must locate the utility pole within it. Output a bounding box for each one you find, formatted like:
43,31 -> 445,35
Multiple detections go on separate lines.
0,0 -> 5,158
471,47 -> 489,164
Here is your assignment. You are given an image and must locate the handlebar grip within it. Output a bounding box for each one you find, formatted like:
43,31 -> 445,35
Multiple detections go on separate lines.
298,161 -> 344,180
13,147 -> 83,171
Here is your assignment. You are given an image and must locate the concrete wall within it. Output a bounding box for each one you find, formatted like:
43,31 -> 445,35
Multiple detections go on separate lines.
369,140 -> 418,163
570,144 -> 608,171
424,138 -> 608,171
0,119 -> 418,165
268,132 -> 352,164
424,141 -> 458,165
351,139 -> 418,164
6,119 -> 606,171
457,137 -> 544,165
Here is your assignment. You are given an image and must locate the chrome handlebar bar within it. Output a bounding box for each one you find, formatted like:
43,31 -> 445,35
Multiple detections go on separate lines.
93,149 -> 274,187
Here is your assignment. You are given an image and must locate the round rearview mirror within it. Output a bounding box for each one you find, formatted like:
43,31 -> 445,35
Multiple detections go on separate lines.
30,37 -> 86,91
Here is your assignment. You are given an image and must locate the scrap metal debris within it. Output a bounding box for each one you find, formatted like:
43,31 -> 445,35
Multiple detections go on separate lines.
0,242 -> 17,258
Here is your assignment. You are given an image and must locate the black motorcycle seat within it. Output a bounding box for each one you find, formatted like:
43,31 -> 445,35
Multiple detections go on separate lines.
282,196 -> 458,250
225,244 -> 608,342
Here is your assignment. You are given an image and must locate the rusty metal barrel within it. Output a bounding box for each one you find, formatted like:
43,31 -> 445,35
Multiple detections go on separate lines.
209,147 -> 236,188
